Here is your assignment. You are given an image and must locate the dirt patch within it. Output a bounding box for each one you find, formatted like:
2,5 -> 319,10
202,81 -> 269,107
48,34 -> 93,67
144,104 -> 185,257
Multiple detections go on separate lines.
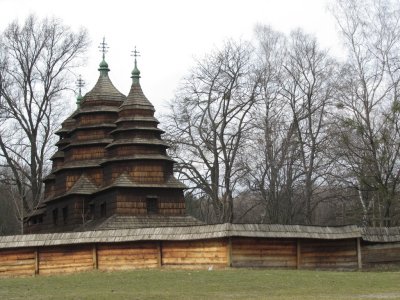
355,293 -> 400,299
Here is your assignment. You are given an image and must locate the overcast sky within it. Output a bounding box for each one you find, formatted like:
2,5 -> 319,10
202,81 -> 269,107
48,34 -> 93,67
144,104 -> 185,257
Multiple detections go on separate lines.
0,0 -> 340,113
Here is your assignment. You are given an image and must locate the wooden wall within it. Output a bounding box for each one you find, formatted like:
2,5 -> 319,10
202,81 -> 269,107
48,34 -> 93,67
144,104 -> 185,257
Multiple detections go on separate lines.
97,242 -> 159,271
299,239 -> 358,270
361,242 -> 400,269
162,240 -> 228,268
1,236 -> 399,277
0,248 -> 35,276
231,238 -> 297,268
38,245 -> 93,275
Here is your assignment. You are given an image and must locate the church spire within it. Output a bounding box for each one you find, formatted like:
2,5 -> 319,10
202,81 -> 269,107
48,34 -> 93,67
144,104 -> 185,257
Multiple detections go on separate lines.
76,75 -> 84,108
98,37 -> 110,75
131,46 -> 141,84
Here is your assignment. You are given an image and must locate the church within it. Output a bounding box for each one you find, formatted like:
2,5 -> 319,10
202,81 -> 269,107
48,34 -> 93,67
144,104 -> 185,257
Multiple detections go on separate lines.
25,41 -> 202,233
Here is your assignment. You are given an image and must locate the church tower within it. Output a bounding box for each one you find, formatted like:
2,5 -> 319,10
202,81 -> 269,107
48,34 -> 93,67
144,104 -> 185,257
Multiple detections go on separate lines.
25,41 -> 201,233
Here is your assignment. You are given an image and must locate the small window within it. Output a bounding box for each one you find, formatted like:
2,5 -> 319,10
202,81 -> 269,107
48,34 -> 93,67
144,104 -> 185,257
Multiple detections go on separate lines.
146,197 -> 158,214
89,203 -> 95,219
100,202 -> 106,217
62,206 -> 68,225
52,208 -> 58,225
38,216 -> 43,224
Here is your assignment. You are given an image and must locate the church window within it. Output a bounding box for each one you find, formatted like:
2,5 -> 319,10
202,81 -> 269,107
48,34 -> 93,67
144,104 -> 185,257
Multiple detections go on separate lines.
62,206 -> 68,224
146,197 -> 158,214
100,202 -> 106,217
89,203 -> 95,219
52,208 -> 58,225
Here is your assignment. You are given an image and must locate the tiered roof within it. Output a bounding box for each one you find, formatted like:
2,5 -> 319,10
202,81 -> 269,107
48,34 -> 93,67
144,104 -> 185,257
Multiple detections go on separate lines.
25,42 -> 195,233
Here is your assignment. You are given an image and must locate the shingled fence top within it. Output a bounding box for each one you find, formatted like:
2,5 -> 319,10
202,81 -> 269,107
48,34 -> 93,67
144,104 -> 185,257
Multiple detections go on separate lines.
1,223 -> 398,249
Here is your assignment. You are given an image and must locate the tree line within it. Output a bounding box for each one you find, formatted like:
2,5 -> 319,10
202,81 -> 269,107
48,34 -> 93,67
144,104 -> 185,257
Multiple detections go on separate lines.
163,0 -> 400,227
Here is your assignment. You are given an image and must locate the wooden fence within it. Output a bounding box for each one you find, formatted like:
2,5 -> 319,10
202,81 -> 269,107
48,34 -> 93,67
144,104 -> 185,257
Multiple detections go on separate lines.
0,224 -> 399,276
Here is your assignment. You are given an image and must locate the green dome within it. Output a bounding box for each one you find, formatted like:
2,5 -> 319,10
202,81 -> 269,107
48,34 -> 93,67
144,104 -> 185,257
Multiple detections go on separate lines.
131,65 -> 140,76
98,59 -> 110,74
131,59 -> 141,84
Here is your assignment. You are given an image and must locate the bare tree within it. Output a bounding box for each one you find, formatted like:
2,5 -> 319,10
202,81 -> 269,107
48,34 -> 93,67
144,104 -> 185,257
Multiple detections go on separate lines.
281,30 -> 338,224
0,15 -> 89,233
165,40 -> 259,223
331,0 -> 400,226
240,26 -> 302,224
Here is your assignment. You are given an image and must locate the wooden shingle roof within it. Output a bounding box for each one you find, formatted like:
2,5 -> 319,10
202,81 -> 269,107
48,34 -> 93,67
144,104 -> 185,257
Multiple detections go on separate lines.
68,175 -> 98,194
121,83 -> 155,111
44,175 -> 98,203
80,215 -> 204,231
105,138 -> 169,148
100,173 -> 186,190
0,223 -> 363,249
83,73 -> 125,103
361,227 -> 400,242
115,116 -> 159,124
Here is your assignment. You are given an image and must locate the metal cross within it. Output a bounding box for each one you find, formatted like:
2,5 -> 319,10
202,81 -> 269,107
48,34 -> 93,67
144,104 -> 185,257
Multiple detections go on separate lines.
76,74 -> 85,88
76,75 -> 85,93
131,46 -> 140,60
98,37 -> 109,59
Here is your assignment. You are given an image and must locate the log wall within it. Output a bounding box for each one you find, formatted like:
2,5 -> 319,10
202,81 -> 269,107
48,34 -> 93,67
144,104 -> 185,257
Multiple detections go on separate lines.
361,242 -> 400,269
38,245 -> 93,275
299,239 -> 358,270
0,236 -> 399,277
162,240 -> 228,268
0,248 -> 35,276
231,238 -> 297,268
97,242 -> 159,271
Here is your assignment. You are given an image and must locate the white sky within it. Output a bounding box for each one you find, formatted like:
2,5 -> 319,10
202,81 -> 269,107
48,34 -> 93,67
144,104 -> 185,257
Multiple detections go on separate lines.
0,0 -> 340,114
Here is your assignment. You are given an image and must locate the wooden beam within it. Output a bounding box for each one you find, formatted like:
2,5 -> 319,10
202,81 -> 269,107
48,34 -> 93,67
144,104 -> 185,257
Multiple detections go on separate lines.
227,237 -> 232,267
34,247 -> 39,275
296,239 -> 301,269
356,237 -> 362,270
92,244 -> 98,269
157,241 -> 162,268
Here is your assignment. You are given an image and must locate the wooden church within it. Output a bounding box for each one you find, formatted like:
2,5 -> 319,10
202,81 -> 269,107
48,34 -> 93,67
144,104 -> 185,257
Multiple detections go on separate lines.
25,42 -> 202,233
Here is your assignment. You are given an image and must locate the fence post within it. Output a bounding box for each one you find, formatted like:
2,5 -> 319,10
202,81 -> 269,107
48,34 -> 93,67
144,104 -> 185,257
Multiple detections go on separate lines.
296,239 -> 302,269
34,247 -> 39,275
157,241 -> 162,267
227,237 -> 232,267
356,238 -> 362,270
92,244 -> 98,269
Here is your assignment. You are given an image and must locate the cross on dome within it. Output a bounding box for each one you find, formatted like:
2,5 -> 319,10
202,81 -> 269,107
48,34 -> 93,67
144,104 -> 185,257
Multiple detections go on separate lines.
131,46 -> 140,60
130,46 -> 141,84
76,74 -> 85,107
98,37 -> 110,74
99,37 -> 109,60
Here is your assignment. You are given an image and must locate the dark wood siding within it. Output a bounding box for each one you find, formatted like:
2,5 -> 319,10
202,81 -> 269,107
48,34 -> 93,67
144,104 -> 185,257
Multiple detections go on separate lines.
231,238 -> 297,268
300,239 -> 358,269
362,242 -> 400,269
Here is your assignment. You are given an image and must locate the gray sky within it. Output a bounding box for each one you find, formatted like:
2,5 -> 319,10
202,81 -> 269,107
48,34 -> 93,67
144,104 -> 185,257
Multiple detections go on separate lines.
0,0 -> 339,113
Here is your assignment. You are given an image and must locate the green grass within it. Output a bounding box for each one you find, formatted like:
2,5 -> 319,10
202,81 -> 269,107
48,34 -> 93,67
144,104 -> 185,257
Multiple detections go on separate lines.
0,269 -> 399,299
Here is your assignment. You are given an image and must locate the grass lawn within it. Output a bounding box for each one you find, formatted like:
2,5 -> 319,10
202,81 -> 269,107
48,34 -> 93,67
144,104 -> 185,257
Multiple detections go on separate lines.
0,269 -> 399,300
